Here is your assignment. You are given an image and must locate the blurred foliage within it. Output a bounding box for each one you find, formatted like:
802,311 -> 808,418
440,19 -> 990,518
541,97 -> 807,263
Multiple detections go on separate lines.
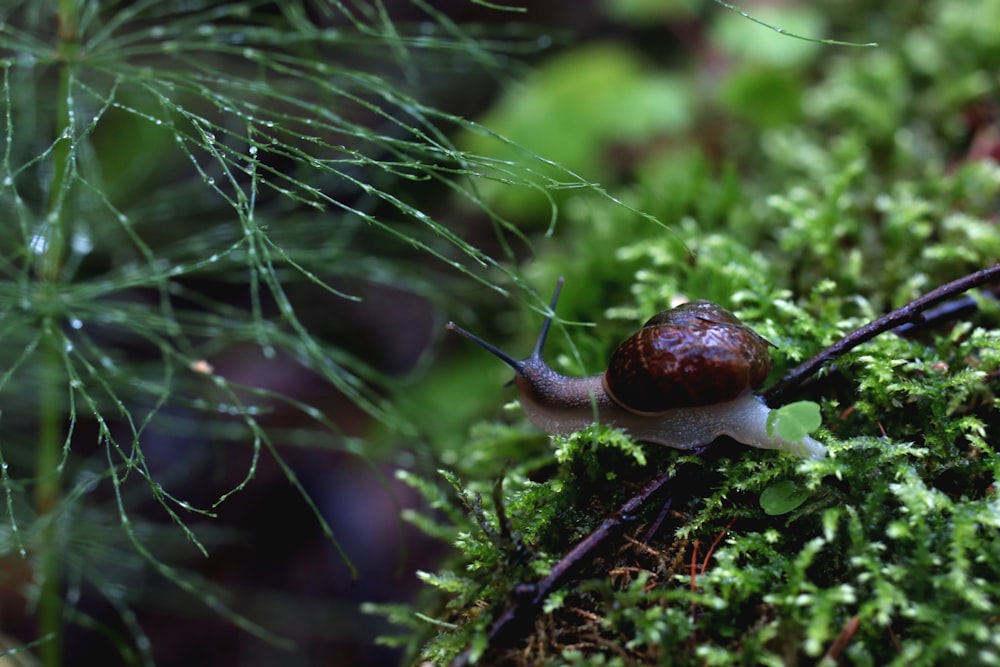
380,0 -> 1000,664
0,1 -> 641,664
459,42 -> 695,219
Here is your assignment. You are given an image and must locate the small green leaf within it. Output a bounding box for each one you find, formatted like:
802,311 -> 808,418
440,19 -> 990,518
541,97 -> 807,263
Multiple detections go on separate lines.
760,480 -> 810,515
766,401 -> 822,441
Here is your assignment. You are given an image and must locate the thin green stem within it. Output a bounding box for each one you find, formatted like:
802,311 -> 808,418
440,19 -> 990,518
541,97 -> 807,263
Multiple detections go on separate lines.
34,3 -> 80,664
57,0 -> 79,43
35,328 -> 63,667
42,58 -> 74,282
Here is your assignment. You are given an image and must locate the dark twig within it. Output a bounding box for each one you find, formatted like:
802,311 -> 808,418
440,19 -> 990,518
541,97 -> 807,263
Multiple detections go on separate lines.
763,264 -> 1000,405
891,292 -> 987,336
639,495 -> 675,543
450,449 -> 707,667
823,615 -> 861,662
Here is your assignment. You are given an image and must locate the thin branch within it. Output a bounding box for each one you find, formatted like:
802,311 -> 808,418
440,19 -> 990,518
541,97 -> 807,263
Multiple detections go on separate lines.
824,615 -> 861,662
763,264 -> 1000,405
450,448 -> 708,667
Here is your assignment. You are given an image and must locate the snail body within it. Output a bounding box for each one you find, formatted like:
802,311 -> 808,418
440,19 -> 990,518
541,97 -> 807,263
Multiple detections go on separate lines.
447,280 -> 826,459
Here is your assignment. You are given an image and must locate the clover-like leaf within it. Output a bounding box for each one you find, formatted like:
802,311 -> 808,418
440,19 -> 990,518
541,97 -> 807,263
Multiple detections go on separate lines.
766,400 -> 822,441
759,479 -> 810,515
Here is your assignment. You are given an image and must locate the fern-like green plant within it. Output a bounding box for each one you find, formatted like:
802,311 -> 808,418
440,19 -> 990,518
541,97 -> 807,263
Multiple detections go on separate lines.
0,1 -> 616,664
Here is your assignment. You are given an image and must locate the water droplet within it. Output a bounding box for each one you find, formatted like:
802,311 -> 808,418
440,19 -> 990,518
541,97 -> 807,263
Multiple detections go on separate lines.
206,177 -> 215,186
69,318 -> 83,329
262,345 -> 276,359
71,232 -> 93,254
197,25 -> 215,35
150,26 -> 165,38
208,254 -> 219,263
248,145 -> 258,157
64,342 -> 74,352
2,176 -> 11,186
204,131 -> 215,143
28,234 -> 48,254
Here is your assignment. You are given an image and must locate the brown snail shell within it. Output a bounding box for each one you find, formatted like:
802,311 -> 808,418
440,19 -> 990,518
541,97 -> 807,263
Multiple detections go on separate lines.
602,300 -> 773,413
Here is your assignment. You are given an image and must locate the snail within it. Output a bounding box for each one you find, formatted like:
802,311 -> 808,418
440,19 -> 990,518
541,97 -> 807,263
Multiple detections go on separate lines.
447,279 -> 826,459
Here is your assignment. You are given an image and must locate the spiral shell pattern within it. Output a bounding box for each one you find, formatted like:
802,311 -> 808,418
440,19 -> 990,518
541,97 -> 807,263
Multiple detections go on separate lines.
603,300 -> 772,413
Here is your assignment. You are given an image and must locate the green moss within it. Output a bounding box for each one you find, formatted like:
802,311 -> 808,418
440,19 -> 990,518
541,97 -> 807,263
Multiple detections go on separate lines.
377,0 -> 1000,664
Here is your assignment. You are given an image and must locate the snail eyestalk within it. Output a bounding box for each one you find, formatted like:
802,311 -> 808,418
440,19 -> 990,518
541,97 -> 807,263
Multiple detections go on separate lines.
444,277 -> 566,376
531,276 -> 564,361
446,321 -> 524,373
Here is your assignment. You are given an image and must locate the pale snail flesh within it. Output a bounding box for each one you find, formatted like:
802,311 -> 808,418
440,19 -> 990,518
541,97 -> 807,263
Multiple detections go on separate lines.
447,280 -> 826,459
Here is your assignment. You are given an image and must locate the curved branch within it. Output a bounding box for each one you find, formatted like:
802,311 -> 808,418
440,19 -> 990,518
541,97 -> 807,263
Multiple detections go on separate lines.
763,263 -> 1000,405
